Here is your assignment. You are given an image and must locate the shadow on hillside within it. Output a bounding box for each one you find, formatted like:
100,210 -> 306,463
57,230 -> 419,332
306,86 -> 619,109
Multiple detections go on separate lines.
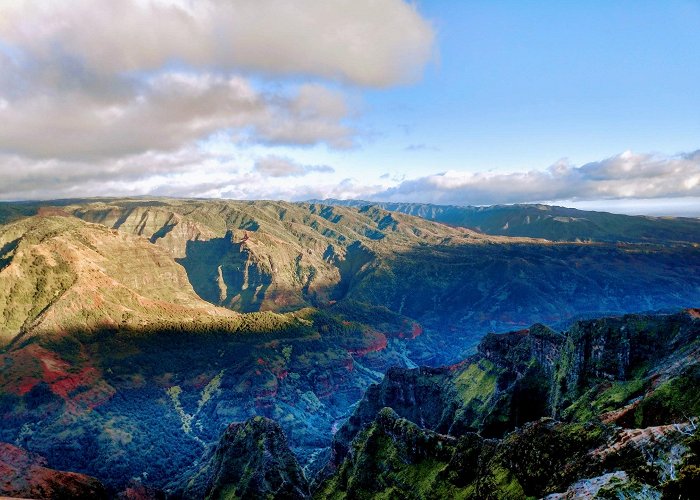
177,232 -> 271,312
0,237 -> 20,271
372,240 -> 700,336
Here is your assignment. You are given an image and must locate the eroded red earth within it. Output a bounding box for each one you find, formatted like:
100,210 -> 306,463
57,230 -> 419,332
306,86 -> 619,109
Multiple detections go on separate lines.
0,344 -> 115,414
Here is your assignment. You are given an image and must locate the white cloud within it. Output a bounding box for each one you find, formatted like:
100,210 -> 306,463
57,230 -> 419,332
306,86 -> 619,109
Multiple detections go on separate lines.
0,148 -> 366,202
0,0 -> 434,87
3,148 -> 700,217
254,156 -> 334,178
0,70 -> 356,160
0,0 -> 433,170
370,150 -> 700,206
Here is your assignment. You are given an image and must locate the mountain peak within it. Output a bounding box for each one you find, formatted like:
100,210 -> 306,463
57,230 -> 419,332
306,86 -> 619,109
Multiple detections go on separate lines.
182,416 -> 309,500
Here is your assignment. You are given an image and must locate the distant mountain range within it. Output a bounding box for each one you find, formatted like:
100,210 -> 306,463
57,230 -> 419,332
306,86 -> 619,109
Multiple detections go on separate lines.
3,199 -> 699,359
313,199 -> 700,243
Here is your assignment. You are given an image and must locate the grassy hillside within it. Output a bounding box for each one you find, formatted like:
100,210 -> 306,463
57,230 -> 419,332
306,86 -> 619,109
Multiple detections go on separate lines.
2,198 -> 698,362
0,214 -> 242,347
62,199 -> 700,361
65,198 -> 525,314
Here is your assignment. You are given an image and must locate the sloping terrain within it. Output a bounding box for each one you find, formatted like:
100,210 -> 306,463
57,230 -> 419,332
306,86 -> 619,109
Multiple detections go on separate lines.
0,215 -> 429,492
180,416 -> 309,499
57,198 -> 700,361
0,442 -> 107,499
0,214 -> 427,491
4,199 -> 699,355
135,310 -> 699,499
65,199 -> 525,315
318,310 -> 700,498
320,199 -> 700,243
0,213 -> 240,347
0,305 -> 422,492
0,202 -> 698,498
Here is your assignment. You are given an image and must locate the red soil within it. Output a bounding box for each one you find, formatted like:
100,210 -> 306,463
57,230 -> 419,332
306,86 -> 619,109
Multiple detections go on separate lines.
347,332 -> 388,356
0,442 -> 105,498
0,344 -> 114,413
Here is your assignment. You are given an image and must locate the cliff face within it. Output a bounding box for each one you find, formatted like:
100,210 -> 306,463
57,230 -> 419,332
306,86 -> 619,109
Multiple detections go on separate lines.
322,310 -> 700,498
72,204 -> 217,259
552,312 -> 700,412
181,416 -> 309,500
329,323 -> 570,464
59,199 -> 700,355
317,408 -> 463,499
0,442 -> 107,499
329,366 -> 458,467
320,410 -> 699,499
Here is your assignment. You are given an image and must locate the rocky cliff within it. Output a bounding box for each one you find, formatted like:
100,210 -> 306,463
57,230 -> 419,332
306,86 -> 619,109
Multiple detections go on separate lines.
0,442 -> 107,499
320,310 -> 700,498
180,416 -> 309,500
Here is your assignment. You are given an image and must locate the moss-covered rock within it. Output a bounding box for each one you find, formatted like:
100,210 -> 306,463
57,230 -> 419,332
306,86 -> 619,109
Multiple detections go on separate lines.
182,416 -> 309,500
322,310 -> 700,499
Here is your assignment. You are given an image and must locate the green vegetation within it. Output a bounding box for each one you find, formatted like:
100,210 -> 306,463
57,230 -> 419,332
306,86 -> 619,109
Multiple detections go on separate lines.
454,359 -> 498,403
662,429 -> 700,499
322,199 -> 700,244
632,365 -> 700,427
166,385 -> 193,433
564,378 -> 648,422
183,416 -> 309,499
5,198 -> 698,357
324,310 -> 700,499
198,370 -> 224,411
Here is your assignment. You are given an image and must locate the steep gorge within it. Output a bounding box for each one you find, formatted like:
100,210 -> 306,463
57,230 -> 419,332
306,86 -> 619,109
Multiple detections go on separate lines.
318,309 -> 700,499
60,199 -> 700,362
1,201 -> 699,497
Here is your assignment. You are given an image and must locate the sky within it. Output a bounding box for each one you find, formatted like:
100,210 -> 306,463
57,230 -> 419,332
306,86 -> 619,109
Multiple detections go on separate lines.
0,0 -> 699,215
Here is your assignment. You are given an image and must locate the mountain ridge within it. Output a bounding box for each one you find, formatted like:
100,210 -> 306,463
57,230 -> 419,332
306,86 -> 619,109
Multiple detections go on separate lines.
317,308 -> 700,498
314,198 -> 700,243
0,214 -> 241,347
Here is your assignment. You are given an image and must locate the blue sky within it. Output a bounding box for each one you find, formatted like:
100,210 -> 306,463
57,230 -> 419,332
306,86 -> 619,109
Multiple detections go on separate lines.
0,0 -> 699,214
366,1 -> 700,170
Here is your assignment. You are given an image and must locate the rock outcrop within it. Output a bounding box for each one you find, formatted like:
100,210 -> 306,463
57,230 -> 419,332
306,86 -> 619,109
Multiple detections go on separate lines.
181,416 -> 309,500
0,442 -> 107,499
320,310 -> 700,498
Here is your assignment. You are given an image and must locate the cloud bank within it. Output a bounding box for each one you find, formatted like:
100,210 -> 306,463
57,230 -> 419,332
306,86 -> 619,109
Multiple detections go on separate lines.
0,2 -> 697,215
0,0 -> 433,87
2,149 -> 699,216
371,150 -> 700,206
0,147 -> 359,201
0,0 -> 434,166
